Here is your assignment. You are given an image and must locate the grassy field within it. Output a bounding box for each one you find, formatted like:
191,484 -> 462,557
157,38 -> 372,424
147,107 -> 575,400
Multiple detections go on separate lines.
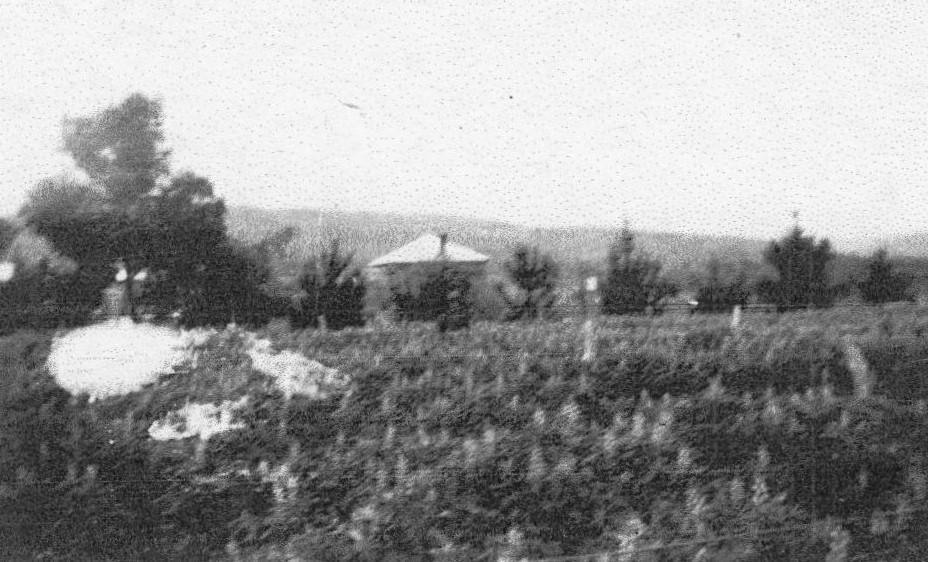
3,306 -> 928,560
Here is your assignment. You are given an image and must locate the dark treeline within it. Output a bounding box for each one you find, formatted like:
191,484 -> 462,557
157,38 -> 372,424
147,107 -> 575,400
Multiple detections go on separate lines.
0,93 -> 921,336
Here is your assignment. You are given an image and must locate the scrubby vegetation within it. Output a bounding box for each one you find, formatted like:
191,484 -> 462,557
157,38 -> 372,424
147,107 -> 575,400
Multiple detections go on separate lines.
390,265 -> 476,331
291,240 -> 366,330
1,308 -> 928,559
693,258 -> 750,314
500,245 -> 560,320
602,227 -> 678,315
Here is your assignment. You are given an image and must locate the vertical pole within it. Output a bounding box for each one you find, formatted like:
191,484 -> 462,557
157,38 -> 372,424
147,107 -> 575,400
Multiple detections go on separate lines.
582,276 -> 598,363
730,304 -> 742,332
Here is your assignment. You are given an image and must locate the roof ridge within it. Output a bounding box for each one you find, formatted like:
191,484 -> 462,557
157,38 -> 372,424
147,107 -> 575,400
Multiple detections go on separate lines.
367,233 -> 489,268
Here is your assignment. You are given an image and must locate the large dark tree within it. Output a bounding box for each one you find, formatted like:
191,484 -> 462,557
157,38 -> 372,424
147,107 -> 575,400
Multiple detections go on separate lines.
858,248 -> 911,304
18,93 -> 264,326
500,245 -> 559,320
758,226 -> 835,310
601,226 -> 677,315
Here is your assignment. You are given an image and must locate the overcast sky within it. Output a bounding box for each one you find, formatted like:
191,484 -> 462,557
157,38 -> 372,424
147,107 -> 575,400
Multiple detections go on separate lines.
2,1 -> 928,248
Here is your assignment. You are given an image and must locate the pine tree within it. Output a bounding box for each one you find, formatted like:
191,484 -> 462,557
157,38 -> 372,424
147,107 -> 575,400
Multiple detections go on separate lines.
601,226 -> 677,315
293,240 -> 365,330
858,248 -> 911,304
759,226 -> 835,310
500,245 -> 559,320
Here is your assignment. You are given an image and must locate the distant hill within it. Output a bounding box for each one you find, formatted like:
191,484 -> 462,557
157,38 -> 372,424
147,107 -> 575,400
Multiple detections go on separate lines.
6,205 -> 928,294
226,206 -> 770,289
6,205 -> 928,292
227,207 -> 928,297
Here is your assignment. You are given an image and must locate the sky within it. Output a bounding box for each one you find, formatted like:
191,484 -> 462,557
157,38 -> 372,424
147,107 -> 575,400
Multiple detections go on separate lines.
2,1 -> 928,250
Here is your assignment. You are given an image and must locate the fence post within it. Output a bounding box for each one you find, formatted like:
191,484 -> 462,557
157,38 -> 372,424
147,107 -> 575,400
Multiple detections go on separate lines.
844,339 -> 872,399
731,304 -> 742,331
582,276 -> 599,363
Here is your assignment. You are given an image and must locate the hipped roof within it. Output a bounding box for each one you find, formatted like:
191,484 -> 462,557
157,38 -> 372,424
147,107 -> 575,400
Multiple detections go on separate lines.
367,234 -> 489,268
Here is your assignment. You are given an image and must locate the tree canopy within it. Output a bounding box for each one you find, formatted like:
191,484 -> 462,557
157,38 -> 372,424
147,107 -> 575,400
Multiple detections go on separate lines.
501,245 -> 559,320
858,248 -> 911,304
602,226 -> 678,315
758,226 -> 835,310
61,93 -> 171,204
15,93 -> 266,326
292,240 -> 366,330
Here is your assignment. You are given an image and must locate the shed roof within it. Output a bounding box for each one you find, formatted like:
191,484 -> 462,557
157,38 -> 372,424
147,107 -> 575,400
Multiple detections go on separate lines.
367,234 -> 489,268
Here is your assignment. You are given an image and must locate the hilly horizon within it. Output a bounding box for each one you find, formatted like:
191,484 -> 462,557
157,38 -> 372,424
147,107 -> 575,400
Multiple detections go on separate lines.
228,205 -> 928,259
230,204 -> 764,262
227,206 -> 928,295
223,207 -> 841,287
4,204 -> 923,291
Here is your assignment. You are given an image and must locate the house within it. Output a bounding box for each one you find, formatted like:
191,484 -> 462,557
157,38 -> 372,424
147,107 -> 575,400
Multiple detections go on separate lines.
366,233 -> 489,278
365,233 -> 490,320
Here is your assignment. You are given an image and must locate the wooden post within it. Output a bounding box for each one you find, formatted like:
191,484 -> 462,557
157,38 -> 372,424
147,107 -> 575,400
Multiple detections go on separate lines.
582,276 -> 598,363
731,304 -> 742,331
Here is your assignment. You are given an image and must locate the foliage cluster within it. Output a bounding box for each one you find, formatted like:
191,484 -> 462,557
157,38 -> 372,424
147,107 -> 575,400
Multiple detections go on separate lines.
3,309 -> 928,558
693,258 -> 750,314
0,95 -> 280,330
390,265 -> 475,331
858,248 -> 913,304
499,245 -> 560,320
602,227 -> 678,315
291,240 -> 366,330
756,226 -> 837,310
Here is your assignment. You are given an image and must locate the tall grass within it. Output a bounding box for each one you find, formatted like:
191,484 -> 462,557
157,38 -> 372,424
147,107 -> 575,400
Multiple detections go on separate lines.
3,307 -> 928,559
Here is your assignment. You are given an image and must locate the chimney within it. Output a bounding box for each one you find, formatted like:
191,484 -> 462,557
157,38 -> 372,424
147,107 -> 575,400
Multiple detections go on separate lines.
439,233 -> 448,257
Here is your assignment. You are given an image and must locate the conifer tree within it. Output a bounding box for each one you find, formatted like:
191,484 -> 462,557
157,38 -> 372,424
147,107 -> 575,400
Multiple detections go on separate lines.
601,226 -> 677,315
501,244 -> 559,320
293,240 -> 365,330
858,248 -> 911,304
759,226 -> 835,310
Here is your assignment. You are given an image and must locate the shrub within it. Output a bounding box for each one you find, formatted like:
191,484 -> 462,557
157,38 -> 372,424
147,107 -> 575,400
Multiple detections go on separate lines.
694,259 -> 750,314
759,226 -> 837,310
601,226 -> 677,315
291,240 -> 366,330
858,248 -> 912,304
391,264 -> 475,331
500,245 -> 560,320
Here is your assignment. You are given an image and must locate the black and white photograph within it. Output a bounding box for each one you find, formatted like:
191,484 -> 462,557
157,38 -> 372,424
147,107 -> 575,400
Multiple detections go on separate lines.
3,1 -> 928,560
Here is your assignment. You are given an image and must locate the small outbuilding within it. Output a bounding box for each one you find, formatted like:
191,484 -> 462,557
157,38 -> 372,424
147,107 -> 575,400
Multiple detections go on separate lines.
367,233 -> 489,272
365,233 -> 490,321
366,233 -> 489,285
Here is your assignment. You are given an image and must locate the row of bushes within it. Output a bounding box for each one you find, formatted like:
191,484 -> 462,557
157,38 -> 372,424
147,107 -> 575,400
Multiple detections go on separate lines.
285,224 -> 919,333
3,217 -> 918,335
